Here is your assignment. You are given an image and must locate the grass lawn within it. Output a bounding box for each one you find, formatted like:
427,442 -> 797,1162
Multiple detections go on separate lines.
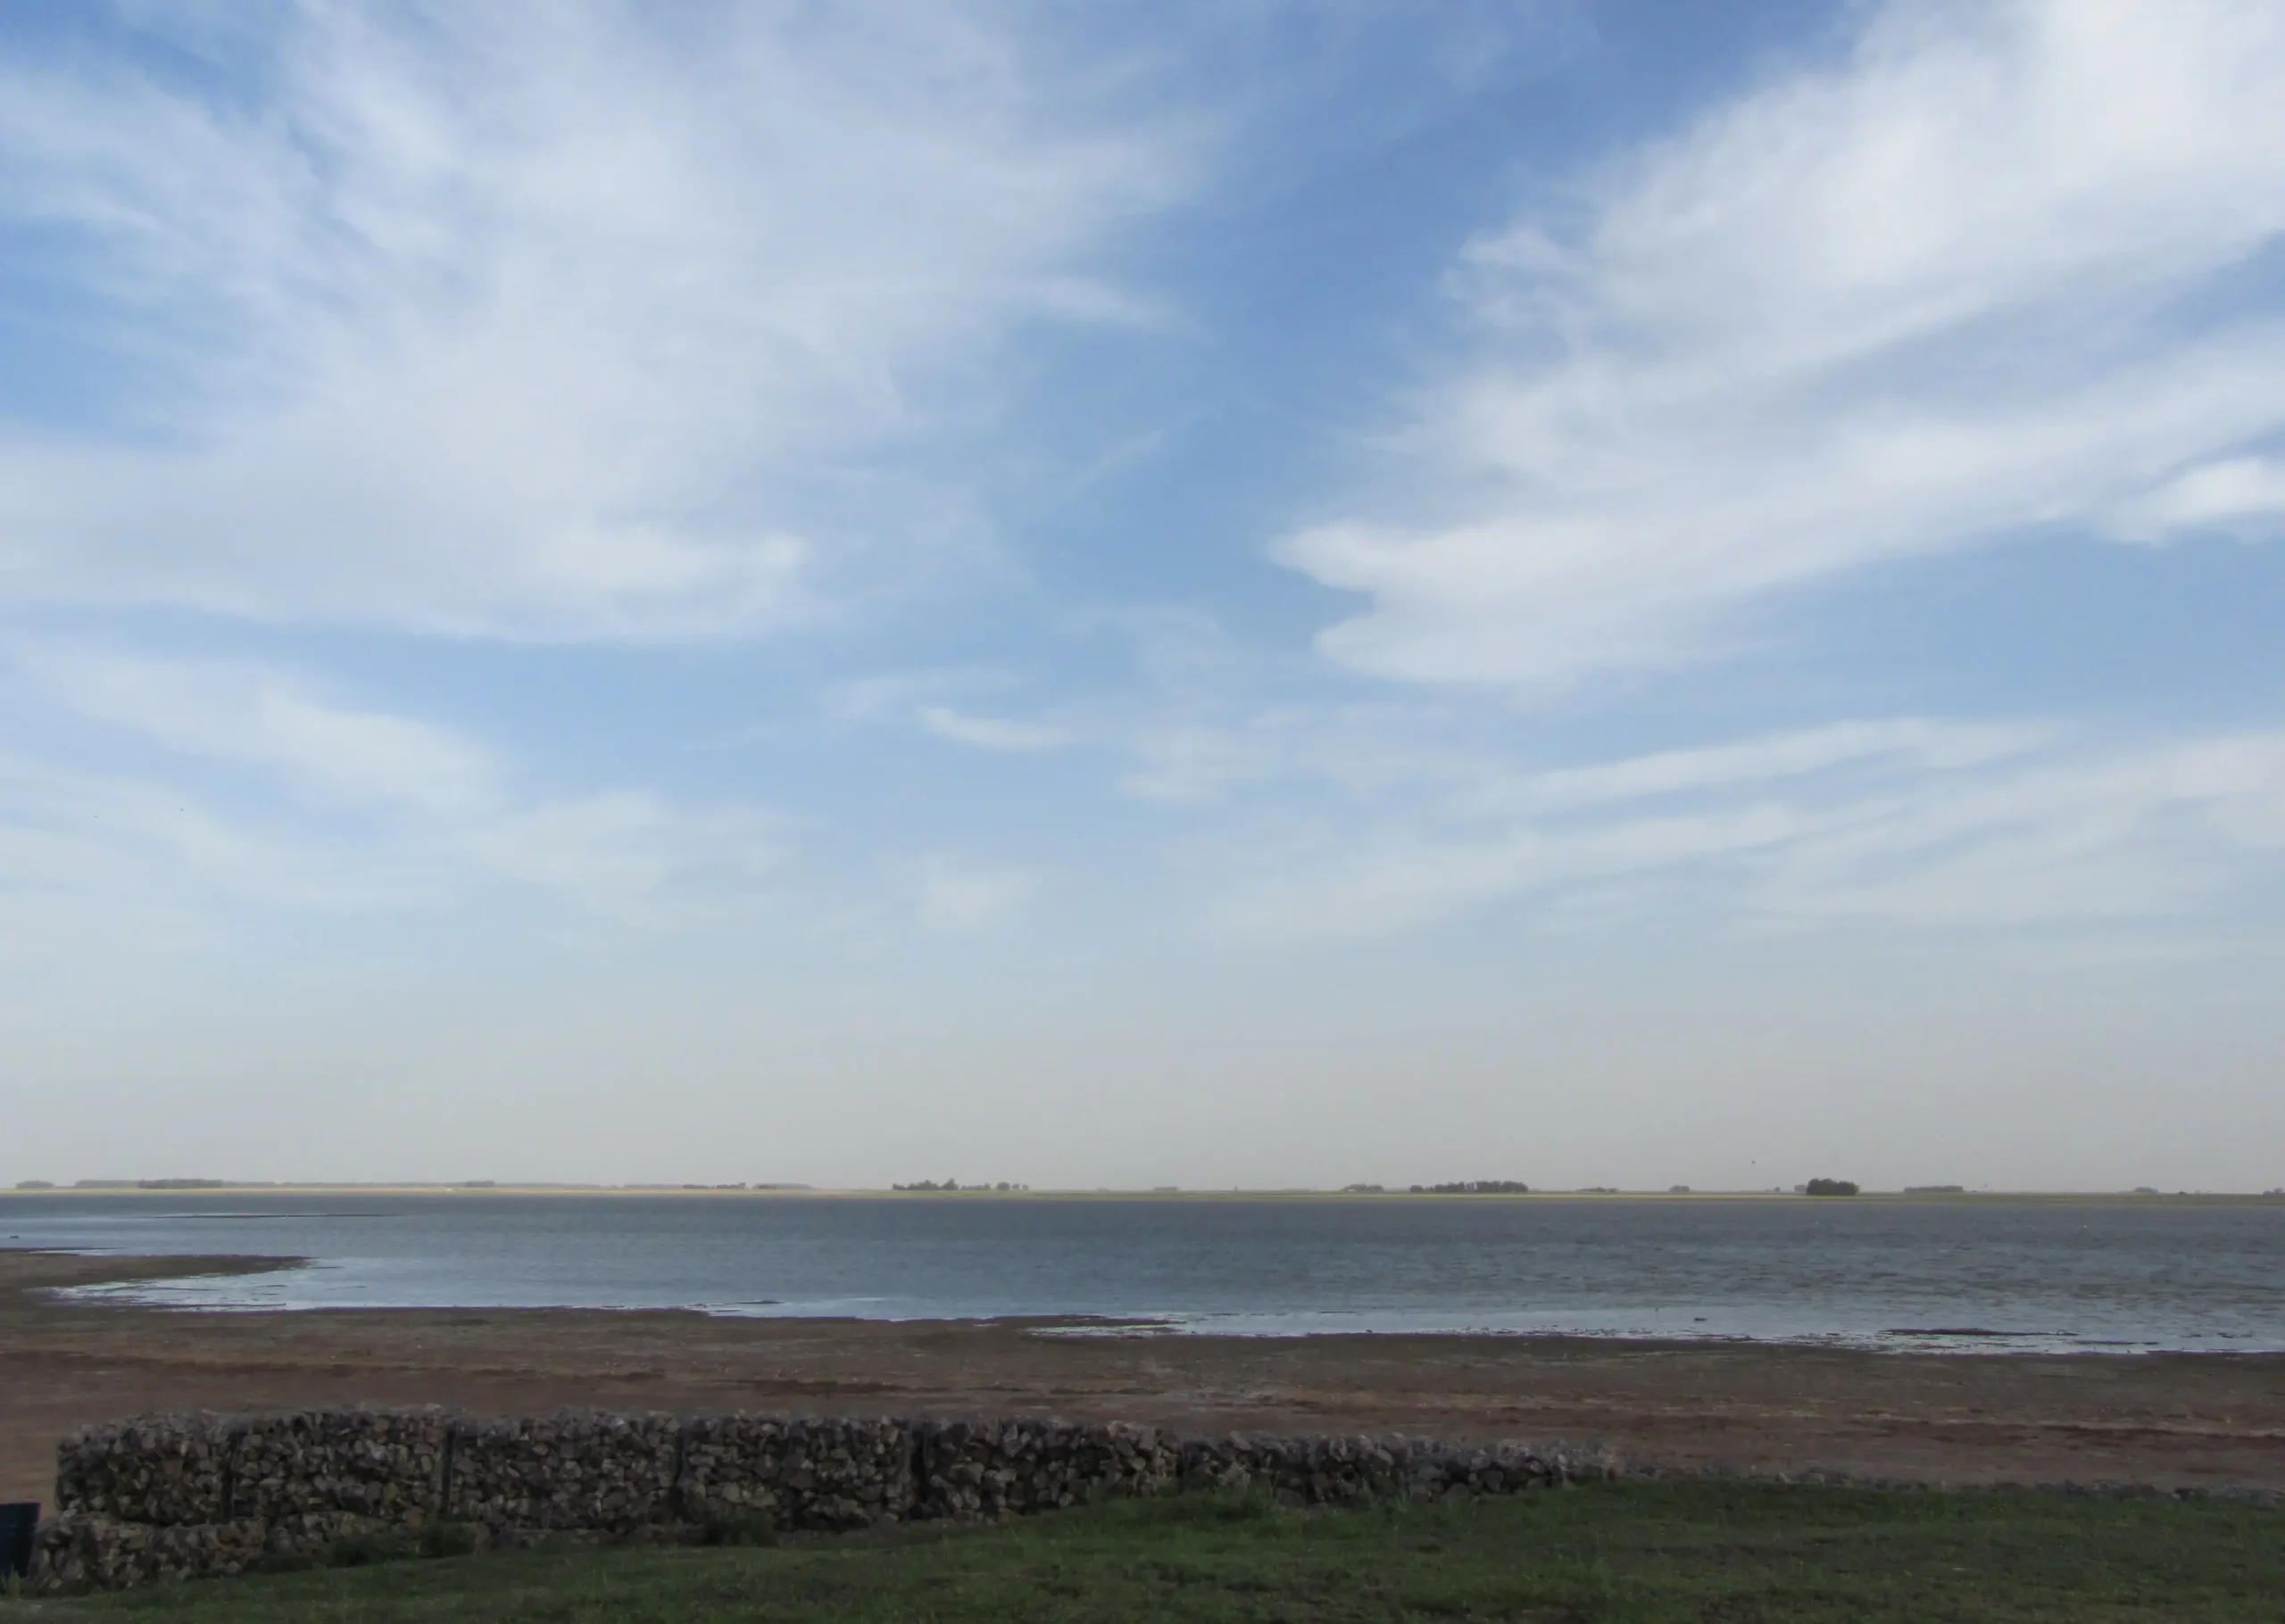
6,1482 -> 2279,1622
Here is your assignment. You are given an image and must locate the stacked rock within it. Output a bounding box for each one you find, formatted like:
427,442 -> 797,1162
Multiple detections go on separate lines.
447,1411 -> 679,1537
52,1413 -> 234,1525
679,1414 -> 914,1532
32,1407 -> 1616,1595
914,1419 -> 1178,1520
232,1408 -> 449,1550
1407,1441 -> 1572,1500
30,1515 -> 269,1595
675,1413 -> 790,1528
1182,1431 -> 1418,1504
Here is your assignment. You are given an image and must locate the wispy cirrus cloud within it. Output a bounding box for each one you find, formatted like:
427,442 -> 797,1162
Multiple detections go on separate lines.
0,746 -> 419,918
918,704 -> 1072,754
1460,719 -> 2049,816
1208,719 -> 2285,940
3,644 -> 783,924
17,642 -> 501,815
461,792 -> 779,921
0,0 -> 1193,640
911,853 -> 1041,932
1281,0 -> 2285,690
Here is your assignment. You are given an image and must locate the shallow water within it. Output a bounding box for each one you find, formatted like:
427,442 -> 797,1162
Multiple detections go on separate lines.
4,1191 -> 2281,1355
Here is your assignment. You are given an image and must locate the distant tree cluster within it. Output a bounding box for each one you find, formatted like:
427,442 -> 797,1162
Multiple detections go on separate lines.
67,1178 -> 240,1189
891,1180 -> 1026,1191
1803,1178 -> 1860,1197
1408,1180 -> 1531,1195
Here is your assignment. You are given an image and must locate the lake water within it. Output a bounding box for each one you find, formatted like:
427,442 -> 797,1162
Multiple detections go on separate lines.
5,1191 -> 2281,1355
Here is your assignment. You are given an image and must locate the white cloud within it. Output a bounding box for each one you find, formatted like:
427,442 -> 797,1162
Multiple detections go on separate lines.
3,644 -> 782,924
819,675 -> 1073,752
1118,704 -> 1469,806
1120,724 -> 1286,804
18,644 -> 500,814
1207,720 -> 2285,940
461,793 -> 782,921
914,854 -> 1039,932
1473,719 -> 2047,816
825,668 -> 1013,725
0,1 -> 1191,639
1281,0 -> 2285,688
2109,458 -> 2285,543
918,704 -> 1070,753
0,748 -> 426,918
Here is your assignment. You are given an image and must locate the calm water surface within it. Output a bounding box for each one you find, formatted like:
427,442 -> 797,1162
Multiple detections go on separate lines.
5,1192 -> 2281,1355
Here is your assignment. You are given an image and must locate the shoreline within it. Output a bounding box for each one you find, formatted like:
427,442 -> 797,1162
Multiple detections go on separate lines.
11,1184 -> 2285,1204
27,1242 -> 2275,1361
33,1246 -> 2280,1358
5,1247 -> 2284,1511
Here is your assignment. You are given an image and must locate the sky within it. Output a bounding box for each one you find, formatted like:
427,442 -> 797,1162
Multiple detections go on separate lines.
2,0 -> 2281,1192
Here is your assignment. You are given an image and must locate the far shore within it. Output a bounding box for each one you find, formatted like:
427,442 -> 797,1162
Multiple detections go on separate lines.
4,1246 -> 2282,1511
9,1183 -> 2281,1204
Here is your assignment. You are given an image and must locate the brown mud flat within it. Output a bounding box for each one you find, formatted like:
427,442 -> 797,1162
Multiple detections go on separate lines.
4,1247 -> 2281,1507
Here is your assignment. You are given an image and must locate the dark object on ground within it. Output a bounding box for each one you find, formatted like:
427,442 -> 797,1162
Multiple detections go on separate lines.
1806,1178 -> 1861,1197
0,1501 -> 37,1578
20,1482 -> 2285,1622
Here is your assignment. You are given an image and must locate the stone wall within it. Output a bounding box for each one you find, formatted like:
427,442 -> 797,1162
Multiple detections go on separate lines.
680,1414 -> 917,1532
28,1406 -> 1618,1595
449,1411 -> 680,1535
52,1413 -> 236,1526
913,1418 -> 1178,1520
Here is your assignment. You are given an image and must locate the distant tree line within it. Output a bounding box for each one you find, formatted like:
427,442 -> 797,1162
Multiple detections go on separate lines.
891,1180 -> 1027,1191
1408,1181 -> 1531,1195
53,1178 -> 236,1190
1803,1178 -> 1860,1197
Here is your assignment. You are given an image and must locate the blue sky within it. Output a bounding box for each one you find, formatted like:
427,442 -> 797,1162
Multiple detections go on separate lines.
3,0 -> 2282,1189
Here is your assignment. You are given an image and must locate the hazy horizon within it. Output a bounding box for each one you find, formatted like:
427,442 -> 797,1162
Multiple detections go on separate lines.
4,0 -> 2282,1192
11,1181 -> 2280,1197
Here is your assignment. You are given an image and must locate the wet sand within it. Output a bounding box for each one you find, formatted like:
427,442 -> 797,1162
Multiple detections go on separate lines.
4,1247 -> 2281,1507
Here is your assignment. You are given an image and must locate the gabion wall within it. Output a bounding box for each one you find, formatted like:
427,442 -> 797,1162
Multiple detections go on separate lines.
29,1407 -> 1618,1595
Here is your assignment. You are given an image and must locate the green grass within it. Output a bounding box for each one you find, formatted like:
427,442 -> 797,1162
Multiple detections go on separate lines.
7,1484 -> 2281,1622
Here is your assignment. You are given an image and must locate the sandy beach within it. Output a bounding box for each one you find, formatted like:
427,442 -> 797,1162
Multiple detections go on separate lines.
5,1247 -> 2282,1509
